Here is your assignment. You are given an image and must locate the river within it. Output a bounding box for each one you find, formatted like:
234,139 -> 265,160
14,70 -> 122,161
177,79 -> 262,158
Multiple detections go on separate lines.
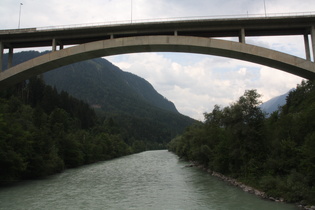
0,150 -> 297,210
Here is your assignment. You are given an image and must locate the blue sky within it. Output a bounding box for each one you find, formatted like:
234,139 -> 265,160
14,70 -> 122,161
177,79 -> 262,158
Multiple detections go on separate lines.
1,0 -> 315,119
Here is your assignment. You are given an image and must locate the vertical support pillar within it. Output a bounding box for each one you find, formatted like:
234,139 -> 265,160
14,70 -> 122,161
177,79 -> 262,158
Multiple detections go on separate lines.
0,42 -> 3,72
52,38 -> 57,51
8,47 -> 13,68
239,28 -> 246,43
304,33 -> 311,61
311,26 -> 315,62
174,30 -> 178,36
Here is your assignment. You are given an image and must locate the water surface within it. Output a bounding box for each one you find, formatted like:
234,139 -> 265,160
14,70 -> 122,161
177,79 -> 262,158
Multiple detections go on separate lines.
0,150 -> 297,209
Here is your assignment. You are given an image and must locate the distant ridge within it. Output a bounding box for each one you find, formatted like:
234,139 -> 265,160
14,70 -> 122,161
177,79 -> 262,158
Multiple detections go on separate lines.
260,90 -> 292,115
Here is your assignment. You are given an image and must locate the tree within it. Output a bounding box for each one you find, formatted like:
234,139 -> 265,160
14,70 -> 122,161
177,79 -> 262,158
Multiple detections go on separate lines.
219,90 -> 266,177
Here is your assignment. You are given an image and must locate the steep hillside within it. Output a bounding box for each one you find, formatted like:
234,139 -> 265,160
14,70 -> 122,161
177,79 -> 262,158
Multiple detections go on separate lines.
2,51 -> 195,141
43,57 -> 178,114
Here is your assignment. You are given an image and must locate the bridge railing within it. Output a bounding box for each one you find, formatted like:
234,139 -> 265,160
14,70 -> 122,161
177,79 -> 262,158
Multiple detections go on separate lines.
0,28 -> 37,34
36,11 -> 315,31
1,11 -> 315,33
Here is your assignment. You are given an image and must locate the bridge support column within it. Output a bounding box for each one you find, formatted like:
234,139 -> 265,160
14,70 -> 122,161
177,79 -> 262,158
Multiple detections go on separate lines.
8,47 -> 13,68
52,38 -> 57,51
311,26 -> 315,62
239,28 -> 245,43
304,33 -> 311,61
0,42 -> 3,72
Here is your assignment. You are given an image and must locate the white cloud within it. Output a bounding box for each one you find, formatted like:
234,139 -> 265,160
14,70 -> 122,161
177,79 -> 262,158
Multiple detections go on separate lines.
256,67 -> 303,102
2,0 -> 315,29
108,51 -> 303,120
247,36 -> 306,58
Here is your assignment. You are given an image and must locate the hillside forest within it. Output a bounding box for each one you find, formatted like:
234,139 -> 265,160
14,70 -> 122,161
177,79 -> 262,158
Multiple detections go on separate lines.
168,80 -> 315,205
0,76 -> 190,184
0,51 -> 197,185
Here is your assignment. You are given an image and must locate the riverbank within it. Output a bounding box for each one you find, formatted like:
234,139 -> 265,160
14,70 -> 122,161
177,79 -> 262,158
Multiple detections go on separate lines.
189,162 -> 315,210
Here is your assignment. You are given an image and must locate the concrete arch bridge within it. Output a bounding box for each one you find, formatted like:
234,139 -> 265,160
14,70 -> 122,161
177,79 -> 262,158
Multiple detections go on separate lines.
1,15 -> 315,90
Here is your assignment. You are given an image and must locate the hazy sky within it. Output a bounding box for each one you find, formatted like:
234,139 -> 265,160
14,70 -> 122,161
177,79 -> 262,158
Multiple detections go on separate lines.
1,0 -> 315,120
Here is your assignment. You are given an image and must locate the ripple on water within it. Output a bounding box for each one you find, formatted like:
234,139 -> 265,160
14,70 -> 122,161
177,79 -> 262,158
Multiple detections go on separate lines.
0,150 -> 298,210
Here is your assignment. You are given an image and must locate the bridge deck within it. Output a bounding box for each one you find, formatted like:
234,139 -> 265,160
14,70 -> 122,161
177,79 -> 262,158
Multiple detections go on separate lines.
1,15 -> 315,49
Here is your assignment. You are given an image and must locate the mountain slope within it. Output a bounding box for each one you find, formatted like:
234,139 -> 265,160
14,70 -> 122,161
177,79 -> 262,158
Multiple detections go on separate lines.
3,51 -> 195,141
260,90 -> 291,115
43,57 -> 178,114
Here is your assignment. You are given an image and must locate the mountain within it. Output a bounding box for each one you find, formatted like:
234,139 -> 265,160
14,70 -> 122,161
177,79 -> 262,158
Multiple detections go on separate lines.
2,51 -> 178,114
43,57 -> 178,114
3,51 -> 195,142
260,90 -> 292,115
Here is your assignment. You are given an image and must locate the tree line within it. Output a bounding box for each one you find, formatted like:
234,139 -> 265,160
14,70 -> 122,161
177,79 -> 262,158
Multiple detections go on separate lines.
168,80 -> 315,205
0,78 -> 164,185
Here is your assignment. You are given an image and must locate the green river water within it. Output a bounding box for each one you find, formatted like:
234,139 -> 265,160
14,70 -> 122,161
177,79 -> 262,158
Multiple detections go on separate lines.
0,150 -> 297,209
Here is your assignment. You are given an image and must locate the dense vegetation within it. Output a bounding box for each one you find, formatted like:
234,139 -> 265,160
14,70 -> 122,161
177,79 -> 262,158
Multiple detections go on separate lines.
2,51 -> 195,144
168,80 -> 315,205
0,51 -> 196,185
44,56 -> 179,114
0,78 -> 173,184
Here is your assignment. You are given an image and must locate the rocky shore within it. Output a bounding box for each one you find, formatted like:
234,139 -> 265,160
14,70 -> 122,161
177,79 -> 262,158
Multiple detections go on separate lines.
187,162 -> 315,210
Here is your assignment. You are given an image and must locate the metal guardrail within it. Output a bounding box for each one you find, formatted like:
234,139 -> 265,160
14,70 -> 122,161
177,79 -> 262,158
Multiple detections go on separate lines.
1,11 -> 315,33
36,11 -> 315,31
0,28 -> 36,34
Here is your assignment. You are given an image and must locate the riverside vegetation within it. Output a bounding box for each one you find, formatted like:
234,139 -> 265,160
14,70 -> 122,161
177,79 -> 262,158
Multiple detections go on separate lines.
168,80 -> 315,206
0,77 -> 192,184
0,78 -> 129,183
0,51 -> 195,185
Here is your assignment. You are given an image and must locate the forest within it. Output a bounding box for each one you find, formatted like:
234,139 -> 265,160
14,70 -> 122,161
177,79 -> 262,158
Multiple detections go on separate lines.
168,80 -> 315,205
0,51 -> 196,186
0,78 -> 167,184
1,51 -> 195,146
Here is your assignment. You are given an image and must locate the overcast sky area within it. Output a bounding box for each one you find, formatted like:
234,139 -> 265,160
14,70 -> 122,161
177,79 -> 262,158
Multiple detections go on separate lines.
1,0 -> 315,120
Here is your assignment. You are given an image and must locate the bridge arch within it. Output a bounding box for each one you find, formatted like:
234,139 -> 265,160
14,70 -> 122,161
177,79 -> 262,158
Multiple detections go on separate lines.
1,35 -> 315,90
